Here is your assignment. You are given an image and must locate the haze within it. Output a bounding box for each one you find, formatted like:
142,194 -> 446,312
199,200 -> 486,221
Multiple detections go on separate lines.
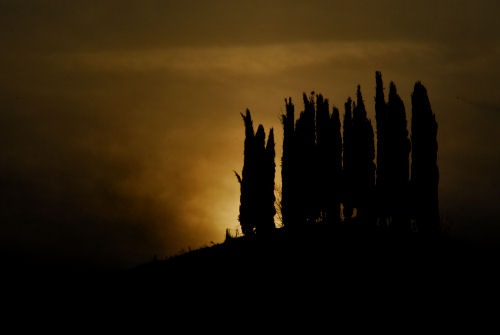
1,0 -> 499,269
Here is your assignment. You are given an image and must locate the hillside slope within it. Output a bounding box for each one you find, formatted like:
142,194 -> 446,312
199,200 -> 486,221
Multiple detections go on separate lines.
133,223 -> 498,294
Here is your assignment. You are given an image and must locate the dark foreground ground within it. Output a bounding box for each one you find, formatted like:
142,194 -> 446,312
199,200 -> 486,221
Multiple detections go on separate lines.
3,223 -> 500,324
134,223 -> 499,290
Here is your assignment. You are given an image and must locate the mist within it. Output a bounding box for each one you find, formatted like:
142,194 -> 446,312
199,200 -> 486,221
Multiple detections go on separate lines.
1,0 -> 499,268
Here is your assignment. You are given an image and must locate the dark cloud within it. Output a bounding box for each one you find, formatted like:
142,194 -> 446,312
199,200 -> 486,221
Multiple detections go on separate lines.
1,0 -> 499,53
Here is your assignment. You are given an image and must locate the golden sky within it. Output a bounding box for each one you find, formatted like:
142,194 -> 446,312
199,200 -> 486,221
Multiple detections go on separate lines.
1,0 -> 499,268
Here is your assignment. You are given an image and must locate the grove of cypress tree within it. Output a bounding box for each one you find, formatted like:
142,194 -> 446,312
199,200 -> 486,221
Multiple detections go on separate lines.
411,82 -> 439,233
282,94 -> 342,227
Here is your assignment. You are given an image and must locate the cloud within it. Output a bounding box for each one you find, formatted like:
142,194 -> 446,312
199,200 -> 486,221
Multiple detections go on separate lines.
50,41 -> 436,77
2,0 -> 499,54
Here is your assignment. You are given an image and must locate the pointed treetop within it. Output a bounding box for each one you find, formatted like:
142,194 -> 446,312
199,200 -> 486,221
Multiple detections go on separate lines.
255,124 -> 266,147
302,92 -> 315,108
241,109 -> 254,138
321,96 -> 329,113
344,97 -> 353,123
302,92 -> 308,105
266,128 -> 275,153
375,71 -> 385,104
332,106 -> 340,119
282,97 -> 295,128
389,81 -> 398,100
375,71 -> 383,89
354,85 -> 367,120
316,93 -> 330,119
413,81 -> 427,95
241,108 -> 251,120
412,81 -> 432,113
316,93 -> 324,106
356,85 -> 365,109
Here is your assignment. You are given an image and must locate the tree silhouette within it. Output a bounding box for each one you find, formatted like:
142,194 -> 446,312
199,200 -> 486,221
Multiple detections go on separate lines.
351,86 -> 376,225
342,97 -> 354,220
238,73 -> 439,238
281,98 -> 296,228
316,94 -> 332,222
254,125 -> 267,234
282,93 -> 342,226
411,82 -> 439,233
294,93 -> 318,224
236,110 -> 276,235
316,95 -> 343,224
260,128 -> 276,234
386,82 -> 411,231
329,106 -> 343,224
236,109 -> 256,235
375,71 -> 389,227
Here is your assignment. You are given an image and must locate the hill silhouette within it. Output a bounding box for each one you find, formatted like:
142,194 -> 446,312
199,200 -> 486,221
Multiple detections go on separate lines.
131,72 -> 499,303
132,223 -> 498,291
133,72 -> 496,294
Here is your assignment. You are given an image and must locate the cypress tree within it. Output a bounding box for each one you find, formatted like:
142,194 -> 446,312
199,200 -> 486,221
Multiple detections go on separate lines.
386,82 -> 411,231
329,106 -> 342,224
316,94 -> 331,221
236,109 -> 256,235
317,94 -> 342,224
342,97 -> 354,220
253,125 -> 267,234
375,71 -> 389,227
281,97 -> 296,228
260,128 -> 276,234
236,111 -> 277,235
352,86 -> 376,225
294,92 -> 318,224
411,82 -> 439,233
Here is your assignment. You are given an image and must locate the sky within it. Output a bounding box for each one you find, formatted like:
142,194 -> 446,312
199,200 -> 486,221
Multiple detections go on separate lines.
1,0 -> 499,269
